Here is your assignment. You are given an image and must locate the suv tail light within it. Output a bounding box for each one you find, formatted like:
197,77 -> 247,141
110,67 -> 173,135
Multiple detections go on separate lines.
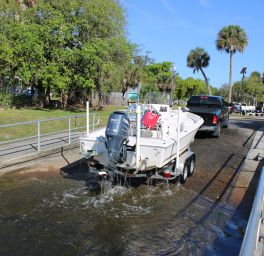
213,115 -> 217,124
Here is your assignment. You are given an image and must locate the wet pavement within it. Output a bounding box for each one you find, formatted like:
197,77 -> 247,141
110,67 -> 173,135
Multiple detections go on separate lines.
0,116 -> 263,255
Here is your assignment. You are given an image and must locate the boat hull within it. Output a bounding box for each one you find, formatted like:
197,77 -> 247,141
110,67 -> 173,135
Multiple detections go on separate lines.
80,111 -> 203,173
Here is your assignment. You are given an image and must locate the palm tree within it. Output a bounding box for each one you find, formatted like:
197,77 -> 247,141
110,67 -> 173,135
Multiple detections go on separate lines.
123,63 -> 144,100
155,73 -> 171,93
216,25 -> 248,103
187,47 -> 211,95
250,71 -> 261,81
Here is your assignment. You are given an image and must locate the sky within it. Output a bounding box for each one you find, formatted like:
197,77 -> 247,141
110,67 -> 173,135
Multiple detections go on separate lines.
122,0 -> 263,89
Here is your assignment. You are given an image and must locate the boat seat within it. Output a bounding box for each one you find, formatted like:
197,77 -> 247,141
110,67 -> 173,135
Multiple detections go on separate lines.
181,120 -> 195,131
141,130 -> 153,138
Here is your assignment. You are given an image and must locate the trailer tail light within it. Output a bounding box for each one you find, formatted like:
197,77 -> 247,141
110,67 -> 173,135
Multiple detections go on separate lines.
213,115 -> 217,124
164,173 -> 171,178
89,163 -> 97,173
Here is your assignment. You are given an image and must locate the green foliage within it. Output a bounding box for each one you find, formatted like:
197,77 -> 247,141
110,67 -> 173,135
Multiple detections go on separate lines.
174,77 -> 206,100
211,87 -> 221,96
232,75 -> 264,104
250,71 -> 262,81
155,72 -> 172,92
0,0 -> 134,107
0,89 -> 12,109
140,84 -> 159,99
244,76 -> 264,102
187,47 -> 211,95
145,62 -> 172,77
12,94 -> 37,108
216,24 -> 248,102
216,25 -> 248,54
187,47 -> 210,72
219,83 -> 229,101
123,50 -> 153,98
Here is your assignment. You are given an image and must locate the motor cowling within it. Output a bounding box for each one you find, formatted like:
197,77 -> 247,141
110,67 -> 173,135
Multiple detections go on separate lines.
105,111 -> 129,170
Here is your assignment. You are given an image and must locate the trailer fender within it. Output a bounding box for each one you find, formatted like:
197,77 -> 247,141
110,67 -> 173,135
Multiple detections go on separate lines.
176,150 -> 195,175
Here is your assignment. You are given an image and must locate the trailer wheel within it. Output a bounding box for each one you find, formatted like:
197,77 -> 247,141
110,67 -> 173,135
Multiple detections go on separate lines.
172,176 -> 180,185
188,157 -> 195,177
180,164 -> 188,184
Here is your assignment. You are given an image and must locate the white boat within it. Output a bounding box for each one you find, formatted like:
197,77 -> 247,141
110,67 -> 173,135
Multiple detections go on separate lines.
80,93 -> 204,183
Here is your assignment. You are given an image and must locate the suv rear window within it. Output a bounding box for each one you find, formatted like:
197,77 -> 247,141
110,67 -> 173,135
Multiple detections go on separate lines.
187,96 -> 220,107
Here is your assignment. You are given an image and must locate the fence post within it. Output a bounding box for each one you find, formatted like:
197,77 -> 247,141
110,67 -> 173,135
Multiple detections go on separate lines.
93,114 -> 95,132
69,117 -> 71,144
87,101 -> 89,136
38,121 -> 41,151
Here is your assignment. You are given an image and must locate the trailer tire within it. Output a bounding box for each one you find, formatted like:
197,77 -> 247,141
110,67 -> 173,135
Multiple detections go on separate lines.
172,176 -> 180,185
180,164 -> 188,184
188,157 -> 195,177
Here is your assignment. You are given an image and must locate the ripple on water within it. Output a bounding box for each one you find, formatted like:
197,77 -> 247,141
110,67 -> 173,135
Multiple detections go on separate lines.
0,175 -> 246,255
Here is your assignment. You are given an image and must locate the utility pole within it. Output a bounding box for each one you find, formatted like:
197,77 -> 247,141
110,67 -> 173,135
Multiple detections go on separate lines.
240,67 -> 247,115
171,63 -> 176,106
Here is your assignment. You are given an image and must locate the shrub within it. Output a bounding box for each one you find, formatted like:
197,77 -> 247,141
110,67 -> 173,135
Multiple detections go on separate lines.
0,89 -> 13,109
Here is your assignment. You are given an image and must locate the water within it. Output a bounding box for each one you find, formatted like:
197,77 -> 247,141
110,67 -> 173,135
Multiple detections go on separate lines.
0,171 -> 246,256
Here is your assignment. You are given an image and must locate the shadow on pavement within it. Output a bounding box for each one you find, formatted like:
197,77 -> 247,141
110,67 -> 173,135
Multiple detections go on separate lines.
232,158 -> 264,221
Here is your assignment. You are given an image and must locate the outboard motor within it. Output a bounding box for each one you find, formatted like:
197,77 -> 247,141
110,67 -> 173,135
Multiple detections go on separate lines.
105,111 -> 129,171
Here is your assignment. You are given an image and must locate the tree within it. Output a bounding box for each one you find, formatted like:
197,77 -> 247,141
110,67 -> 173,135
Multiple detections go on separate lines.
187,47 -> 211,95
233,72 -> 264,105
211,87 -> 221,96
174,77 -> 205,100
1,0 -> 134,108
140,83 -> 159,99
123,50 -> 153,100
145,62 -> 171,77
216,25 -> 248,103
250,71 -> 262,81
219,83 -> 229,101
155,73 -> 171,93
244,76 -> 264,105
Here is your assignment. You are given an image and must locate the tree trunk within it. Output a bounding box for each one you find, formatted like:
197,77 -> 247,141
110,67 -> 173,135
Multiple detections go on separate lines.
98,93 -> 102,106
228,52 -> 233,103
126,85 -> 130,101
61,89 -> 68,109
45,85 -> 50,105
200,67 -> 211,95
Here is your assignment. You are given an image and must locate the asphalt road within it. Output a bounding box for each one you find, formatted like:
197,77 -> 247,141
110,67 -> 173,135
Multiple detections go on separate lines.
186,115 -> 262,217
229,115 -> 264,130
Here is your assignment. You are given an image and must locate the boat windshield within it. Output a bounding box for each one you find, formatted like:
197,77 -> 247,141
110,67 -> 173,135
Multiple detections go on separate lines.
144,92 -> 171,105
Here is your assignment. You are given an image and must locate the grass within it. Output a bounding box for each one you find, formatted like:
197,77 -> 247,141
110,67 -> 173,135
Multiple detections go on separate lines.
0,105 -> 125,143
230,113 -> 258,117
0,103 -> 189,143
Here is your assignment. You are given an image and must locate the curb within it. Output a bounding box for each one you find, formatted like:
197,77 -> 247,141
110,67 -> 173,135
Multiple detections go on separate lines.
0,141 -> 80,170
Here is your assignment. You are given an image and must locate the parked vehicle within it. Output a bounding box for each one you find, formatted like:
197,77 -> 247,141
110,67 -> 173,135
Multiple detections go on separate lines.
235,103 -> 255,113
229,102 -> 239,114
22,90 -> 38,97
186,95 -> 229,138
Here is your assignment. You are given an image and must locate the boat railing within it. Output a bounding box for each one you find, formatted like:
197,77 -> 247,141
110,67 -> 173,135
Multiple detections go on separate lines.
239,166 -> 264,256
0,113 -> 99,151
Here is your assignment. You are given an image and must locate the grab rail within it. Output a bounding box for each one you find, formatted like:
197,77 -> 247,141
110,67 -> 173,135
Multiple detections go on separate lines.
239,166 -> 264,256
0,113 -> 99,151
